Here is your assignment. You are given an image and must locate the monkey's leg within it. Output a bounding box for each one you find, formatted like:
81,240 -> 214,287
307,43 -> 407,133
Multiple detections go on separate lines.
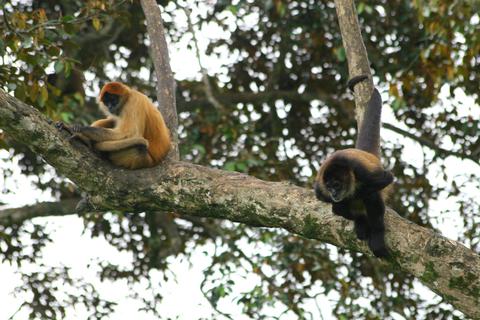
108,147 -> 155,169
332,200 -> 369,240
362,192 -> 389,258
94,138 -> 149,152
353,216 -> 369,240
313,182 -> 334,203
347,198 -> 370,240
71,125 -> 127,142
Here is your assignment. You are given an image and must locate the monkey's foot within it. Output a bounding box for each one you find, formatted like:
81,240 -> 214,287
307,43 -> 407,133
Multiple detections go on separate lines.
368,232 -> 390,258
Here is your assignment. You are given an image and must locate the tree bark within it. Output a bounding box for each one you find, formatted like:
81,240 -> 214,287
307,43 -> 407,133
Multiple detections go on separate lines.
0,89 -> 479,318
334,0 -> 373,127
0,199 -> 78,224
139,0 -> 179,160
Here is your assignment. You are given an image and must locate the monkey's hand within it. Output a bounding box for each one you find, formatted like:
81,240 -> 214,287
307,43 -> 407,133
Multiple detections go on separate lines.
71,124 -> 89,133
55,121 -> 74,135
55,122 -> 92,148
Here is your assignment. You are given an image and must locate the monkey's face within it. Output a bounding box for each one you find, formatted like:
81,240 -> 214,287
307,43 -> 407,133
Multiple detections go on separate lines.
102,92 -> 122,115
324,167 -> 353,202
325,178 -> 347,202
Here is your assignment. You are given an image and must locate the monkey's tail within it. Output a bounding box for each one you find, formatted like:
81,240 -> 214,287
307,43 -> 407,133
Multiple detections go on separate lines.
347,75 -> 369,92
355,88 -> 382,157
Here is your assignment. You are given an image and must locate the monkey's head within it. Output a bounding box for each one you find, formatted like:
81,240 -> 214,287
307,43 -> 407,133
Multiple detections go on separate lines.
322,164 -> 355,202
98,82 -> 130,116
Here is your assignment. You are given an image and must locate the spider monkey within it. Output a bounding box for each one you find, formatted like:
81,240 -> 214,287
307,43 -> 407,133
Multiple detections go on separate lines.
314,75 -> 394,258
57,82 -> 171,169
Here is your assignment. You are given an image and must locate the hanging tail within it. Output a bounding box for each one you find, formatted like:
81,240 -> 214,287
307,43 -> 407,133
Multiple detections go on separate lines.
348,75 -> 383,157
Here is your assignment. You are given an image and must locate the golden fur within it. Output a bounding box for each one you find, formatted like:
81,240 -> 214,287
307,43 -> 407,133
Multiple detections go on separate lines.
90,82 -> 171,169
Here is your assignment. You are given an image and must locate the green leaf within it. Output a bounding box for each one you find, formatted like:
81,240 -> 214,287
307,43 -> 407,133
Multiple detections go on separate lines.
62,15 -> 75,23
64,61 -> 71,77
392,98 -> 404,111
193,144 -> 206,156
61,112 -> 73,123
92,17 -> 101,31
236,162 -> 247,172
334,47 -> 346,62
39,85 -> 48,105
21,36 -> 33,48
224,161 -> 236,171
357,2 -> 365,14
227,5 -> 238,14
54,60 -> 64,73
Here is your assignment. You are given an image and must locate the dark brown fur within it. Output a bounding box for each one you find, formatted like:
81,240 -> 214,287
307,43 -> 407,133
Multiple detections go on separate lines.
314,77 -> 393,257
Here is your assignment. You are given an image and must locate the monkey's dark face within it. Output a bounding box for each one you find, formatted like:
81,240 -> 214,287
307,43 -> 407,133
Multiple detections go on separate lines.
324,167 -> 353,202
102,92 -> 122,115
325,178 -> 347,202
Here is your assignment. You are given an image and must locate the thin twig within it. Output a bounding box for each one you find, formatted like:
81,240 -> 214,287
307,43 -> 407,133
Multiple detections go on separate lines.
183,5 -> 226,112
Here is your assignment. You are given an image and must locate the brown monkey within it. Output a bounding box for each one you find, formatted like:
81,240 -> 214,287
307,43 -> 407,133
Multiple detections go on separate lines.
314,76 -> 393,258
60,82 -> 171,169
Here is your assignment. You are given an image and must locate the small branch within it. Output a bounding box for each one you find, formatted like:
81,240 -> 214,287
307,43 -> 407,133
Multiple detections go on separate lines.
0,199 -> 79,225
153,212 -> 183,260
383,123 -> 477,162
139,0 -> 179,160
183,6 -> 225,112
334,0 -> 373,125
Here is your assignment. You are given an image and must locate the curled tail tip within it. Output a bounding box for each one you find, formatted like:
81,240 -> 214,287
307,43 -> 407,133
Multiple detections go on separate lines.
347,75 -> 369,92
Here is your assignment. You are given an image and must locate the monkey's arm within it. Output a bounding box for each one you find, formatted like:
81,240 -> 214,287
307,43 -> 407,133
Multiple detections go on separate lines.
71,125 -> 128,142
332,199 -> 370,240
357,169 -> 393,194
346,159 -> 393,192
332,200 -> 354,219
55,122 -> 92,148
313,182 -> 334,203
91,118 -> 116,128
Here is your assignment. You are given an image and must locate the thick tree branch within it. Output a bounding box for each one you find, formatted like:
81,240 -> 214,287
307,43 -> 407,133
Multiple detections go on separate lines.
0,89 -> 479,318
0,199 -> 78,225
140,0 -> 179,160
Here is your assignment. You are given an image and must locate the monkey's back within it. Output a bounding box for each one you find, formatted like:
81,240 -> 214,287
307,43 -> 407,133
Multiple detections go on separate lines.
139,94 -> 171,164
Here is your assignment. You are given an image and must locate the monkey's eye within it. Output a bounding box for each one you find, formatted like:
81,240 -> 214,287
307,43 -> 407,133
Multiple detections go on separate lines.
327,180 -> 341,191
